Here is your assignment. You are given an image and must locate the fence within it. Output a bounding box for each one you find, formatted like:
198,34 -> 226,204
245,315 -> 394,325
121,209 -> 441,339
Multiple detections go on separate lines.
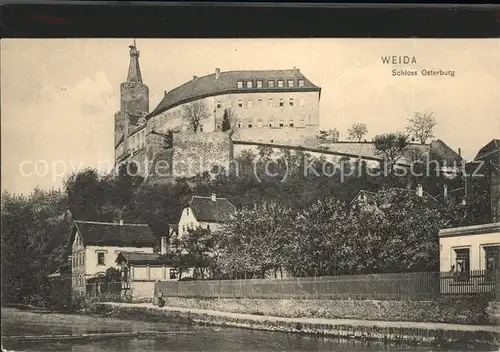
155,270 -> 499,301
86,281 -> 122,297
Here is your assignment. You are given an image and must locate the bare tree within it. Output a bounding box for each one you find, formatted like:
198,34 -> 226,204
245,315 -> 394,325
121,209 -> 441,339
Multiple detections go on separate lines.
182,101 -> 209,133
406,111 -> 437,144
347,122 -> 368,142
373,132 -> 409,173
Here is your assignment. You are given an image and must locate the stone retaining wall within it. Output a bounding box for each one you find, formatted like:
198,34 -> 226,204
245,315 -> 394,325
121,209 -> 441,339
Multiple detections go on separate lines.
162,297 -> 492,325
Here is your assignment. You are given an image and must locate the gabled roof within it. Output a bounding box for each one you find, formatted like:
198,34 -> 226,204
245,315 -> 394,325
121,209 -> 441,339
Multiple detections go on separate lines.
68,220 -> 156,247
473,139 -> 500,161
350,190 -> 377,205
148,69 -> 320,118
352,187 -> 439,205
186,195 -> 236,223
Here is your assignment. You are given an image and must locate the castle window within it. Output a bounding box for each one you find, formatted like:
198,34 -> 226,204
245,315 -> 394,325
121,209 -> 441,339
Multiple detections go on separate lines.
248,123 -> 252,128
279,121 -> 284,128
217,101 -> 221,109
270,139 -> 274,143
289,98 -> 294,106
298,79 -> 305,87
257,98 -> 263,105
288,80 -> 295,87
238,122 -> 241,128
289,120 -> 294,127
238,100 -> 243,108
256,80 -> 263,88
279,99 -> 284,107
257,121 -> 263,128
247,100 -> 253,108
246,81 -> 253,88
237,81 -> 243,88
300,98 -> 305,107
269,122 -> 273,128
268,80 -> 275,88
269,99 -> 273,107
277,80 -> 284,88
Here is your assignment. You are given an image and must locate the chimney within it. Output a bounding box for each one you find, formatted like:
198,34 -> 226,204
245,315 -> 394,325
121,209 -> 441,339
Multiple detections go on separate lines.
443,184 -> 448,199
416,184 -> 423,197
215,68 -> 221,79
193,75 -> 198,80
211,193 -> 216,202
164,90 -> 168,97
119,219 -> 124,226
160,236 -> 168,255
458,147 -> 462,157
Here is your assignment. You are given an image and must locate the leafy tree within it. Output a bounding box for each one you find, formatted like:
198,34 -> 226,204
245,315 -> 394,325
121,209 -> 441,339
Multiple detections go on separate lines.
181,101 -> 209,133
221,108 -> 238,137
373,132 -> 410,174
287,198 -> 351,277
347,122 -> 368,142
406,111 -> 437,144
215,202 -> 293,278
171,227 -> 214,280
64,168 -> 105,220
104,267 -> 122,282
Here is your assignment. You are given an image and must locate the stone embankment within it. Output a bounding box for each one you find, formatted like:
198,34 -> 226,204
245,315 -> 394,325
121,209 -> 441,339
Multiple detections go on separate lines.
88,302 -> 499,348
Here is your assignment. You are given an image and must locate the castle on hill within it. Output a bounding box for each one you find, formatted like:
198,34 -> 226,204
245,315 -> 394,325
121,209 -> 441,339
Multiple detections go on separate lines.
114,41 -> 322,178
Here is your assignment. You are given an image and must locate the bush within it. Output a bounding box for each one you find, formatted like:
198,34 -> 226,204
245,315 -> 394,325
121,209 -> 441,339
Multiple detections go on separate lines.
23,294 -> 48,308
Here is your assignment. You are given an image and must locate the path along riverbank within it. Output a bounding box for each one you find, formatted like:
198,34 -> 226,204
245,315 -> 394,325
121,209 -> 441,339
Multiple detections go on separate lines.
90,302 -> 499,347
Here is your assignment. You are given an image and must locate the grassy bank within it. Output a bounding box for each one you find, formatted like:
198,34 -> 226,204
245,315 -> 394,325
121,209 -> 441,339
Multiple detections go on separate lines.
161,296 -> 492,325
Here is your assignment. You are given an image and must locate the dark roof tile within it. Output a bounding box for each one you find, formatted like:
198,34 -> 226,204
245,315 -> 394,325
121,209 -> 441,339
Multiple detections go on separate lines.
148,69 -> 320,118
70,221 -> 157,247
188,196 -> 236,223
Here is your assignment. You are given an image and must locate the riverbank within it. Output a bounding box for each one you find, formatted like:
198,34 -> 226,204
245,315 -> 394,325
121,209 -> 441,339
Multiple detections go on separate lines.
89,302 -> 500,348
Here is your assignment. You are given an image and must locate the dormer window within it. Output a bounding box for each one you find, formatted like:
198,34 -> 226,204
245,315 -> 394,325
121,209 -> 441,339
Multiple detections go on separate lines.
246,81 -> 253,88
288,80 -> 295,87
298,79 -> 305,87
268,80 -> 275,88
277,80 -> 284,88
237,81 -> 243,88
256,80 -> 263,88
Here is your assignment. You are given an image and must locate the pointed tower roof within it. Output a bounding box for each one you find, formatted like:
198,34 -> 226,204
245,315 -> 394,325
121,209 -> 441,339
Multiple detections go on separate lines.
127,39 -> 143,83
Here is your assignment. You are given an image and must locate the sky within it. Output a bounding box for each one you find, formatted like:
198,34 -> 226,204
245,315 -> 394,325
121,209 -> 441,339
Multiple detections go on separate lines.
1,38 -> 499,195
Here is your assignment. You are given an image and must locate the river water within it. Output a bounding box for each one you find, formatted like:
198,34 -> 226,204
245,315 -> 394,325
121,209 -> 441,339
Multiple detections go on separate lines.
0,308 -> 494,351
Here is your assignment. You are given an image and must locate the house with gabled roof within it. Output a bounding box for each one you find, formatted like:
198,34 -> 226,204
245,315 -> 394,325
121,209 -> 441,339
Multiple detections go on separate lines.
350,185 -> 440,210
68,220 -> 157,296
176,193 -> 236,240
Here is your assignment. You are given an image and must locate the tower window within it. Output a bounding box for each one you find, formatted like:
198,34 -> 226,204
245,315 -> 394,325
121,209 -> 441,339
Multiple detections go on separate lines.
268,80 -> 275,88
288,80 -> 295,87
298,79 -> 305,87
256,80 -> 263,88
237,81 -> 243,88
246,81 -> 253,88
277,80 -> 284,88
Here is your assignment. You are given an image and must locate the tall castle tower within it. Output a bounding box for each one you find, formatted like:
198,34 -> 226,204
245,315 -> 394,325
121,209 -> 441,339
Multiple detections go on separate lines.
114,40 -> 149,152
